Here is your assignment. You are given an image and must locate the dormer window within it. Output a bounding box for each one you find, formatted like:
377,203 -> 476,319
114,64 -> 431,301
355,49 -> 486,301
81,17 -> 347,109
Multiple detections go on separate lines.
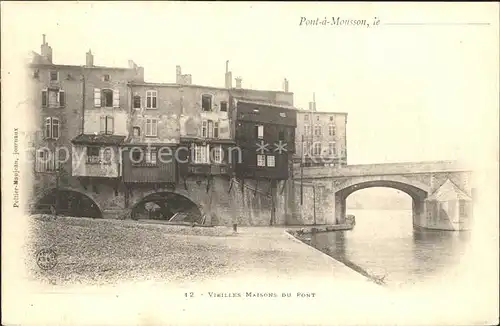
103,74 -> 110,81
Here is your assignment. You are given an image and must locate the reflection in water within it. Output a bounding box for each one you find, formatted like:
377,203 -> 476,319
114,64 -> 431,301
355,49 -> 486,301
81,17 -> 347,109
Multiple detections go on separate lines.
310,209 -> 471,288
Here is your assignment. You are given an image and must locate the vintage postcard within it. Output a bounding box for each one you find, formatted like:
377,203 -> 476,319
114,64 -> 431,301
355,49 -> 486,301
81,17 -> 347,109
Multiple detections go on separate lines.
1,2 -> 499,325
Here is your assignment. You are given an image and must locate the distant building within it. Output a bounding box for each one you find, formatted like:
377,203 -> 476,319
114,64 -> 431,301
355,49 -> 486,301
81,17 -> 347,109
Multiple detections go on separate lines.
294,94 -> 348,167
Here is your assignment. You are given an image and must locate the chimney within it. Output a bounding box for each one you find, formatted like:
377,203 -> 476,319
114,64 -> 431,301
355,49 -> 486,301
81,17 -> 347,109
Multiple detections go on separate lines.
283,78 -> 289,92
176,65 -> 182,83
313,92 -> 317,111
308,102 -> 314,111
86,49 -> 94,67
225,60 -> 232,88
235,77 -> 242,89
40,34 -> 53,63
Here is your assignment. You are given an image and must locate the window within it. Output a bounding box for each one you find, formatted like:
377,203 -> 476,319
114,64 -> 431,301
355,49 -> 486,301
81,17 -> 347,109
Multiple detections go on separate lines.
94,88 -> 119,108
33,69 -> 40,79
213,146 -> 223,164
201,120 -> 219,138
102,148 -> 112,164
329,124 -> 336,136
459,200 -> 467,218
133,95 -> 141,109
329,116 -> 334,121
314,125 -> 322,136
44,117 -> 60,139
103,74 -> 110,81
328,142 -> 336,155
146,90 -> 157,109
52,118 -> 60,139
207,120 -> 214,138
201,121 -> 207,137
133,127 -> 141,136
278,130 -> 285,141
220,101 -> 228,112
304,115 -> 309,121
35,149 -> 57,172
302,143 -> 309,156
280,112 -> 286,118
255,125 -> 264,139
214,122 -> 219,138
316,115 -> 320,121
145,119 -> 158,137
257,154 -> 266,167
42,89 -> 65,108
202,94 -> 212,111
87,147 -> 101,164
131,149 -> 142,163
313,143 -> 321,155
100,116 -> 114,135
267,155 -> 276,167
304,125 -> 311,136
145,149 -> 157,165
102,89 -> 113,107
49,71 -> 58,81
194,144 -> 210,164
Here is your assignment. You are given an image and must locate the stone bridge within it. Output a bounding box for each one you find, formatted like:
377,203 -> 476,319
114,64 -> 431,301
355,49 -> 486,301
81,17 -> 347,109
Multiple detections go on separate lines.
292,160 -> 475,231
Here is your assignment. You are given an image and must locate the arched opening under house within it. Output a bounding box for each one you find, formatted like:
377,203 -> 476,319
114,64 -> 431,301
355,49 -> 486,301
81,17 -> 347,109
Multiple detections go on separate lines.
131,192 -> 203,224
33,189 -> 102,218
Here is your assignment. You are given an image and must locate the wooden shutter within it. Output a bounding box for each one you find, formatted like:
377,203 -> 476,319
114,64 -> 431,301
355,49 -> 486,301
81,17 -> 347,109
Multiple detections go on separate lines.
94,88 -> 101,107
100,116 -> 106,133
42,90 -> 48,107
44,117 -> 51,138
107,116 -> 114,134
152,119 -> 158,136
113,89 -> 120,108
58,90 -> 65,107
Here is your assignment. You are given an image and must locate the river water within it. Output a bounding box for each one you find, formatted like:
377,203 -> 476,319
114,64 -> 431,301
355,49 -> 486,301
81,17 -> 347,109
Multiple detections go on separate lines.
310,209 -> 471,288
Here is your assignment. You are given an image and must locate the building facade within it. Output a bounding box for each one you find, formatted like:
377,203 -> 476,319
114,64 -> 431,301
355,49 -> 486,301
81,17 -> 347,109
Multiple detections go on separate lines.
232,99 -> 297,180
294,98 -> 348,167
28,36 -> 298,225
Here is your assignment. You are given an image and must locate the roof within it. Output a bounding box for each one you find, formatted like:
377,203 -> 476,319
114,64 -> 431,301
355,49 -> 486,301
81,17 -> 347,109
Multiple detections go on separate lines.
180,137 -> 236,145
297,110 -> 348,116
72,134 -> 126,145
235,99 -> 297,111
427,179 -> 472,201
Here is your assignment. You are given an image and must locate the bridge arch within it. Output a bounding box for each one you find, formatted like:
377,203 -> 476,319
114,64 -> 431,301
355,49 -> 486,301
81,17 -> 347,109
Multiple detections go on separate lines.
328,175 -> 429,225
130,191 -> 204,223
333,175 -> 430,199
33,187 -> 103,218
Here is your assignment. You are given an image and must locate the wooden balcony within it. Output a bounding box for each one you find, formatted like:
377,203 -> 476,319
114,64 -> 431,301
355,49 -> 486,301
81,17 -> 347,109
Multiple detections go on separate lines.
187,164 -> 229,176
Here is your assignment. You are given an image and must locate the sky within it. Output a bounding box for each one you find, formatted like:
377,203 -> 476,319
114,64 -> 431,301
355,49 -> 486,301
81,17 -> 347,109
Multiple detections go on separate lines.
2,2 -> 499,165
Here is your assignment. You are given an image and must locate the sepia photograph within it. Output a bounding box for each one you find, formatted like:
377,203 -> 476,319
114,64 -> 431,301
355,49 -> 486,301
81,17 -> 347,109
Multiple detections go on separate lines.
2,2 -> 499,325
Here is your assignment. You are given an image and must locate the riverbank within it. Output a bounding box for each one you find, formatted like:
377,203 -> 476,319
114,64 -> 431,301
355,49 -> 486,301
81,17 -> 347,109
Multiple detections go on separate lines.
26,215 -> 375,286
